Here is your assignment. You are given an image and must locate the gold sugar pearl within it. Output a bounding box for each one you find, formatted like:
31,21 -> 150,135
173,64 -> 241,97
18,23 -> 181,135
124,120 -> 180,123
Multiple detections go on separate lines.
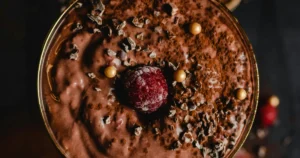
189,22 -> 202,35
174,69 -> 186,82
104,66 -> 117,78
268,95 -> 280,107
236,88 -> 247,100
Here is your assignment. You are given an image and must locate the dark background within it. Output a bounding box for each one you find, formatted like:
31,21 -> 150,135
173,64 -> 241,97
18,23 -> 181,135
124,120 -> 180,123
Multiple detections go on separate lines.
0,0 -> 299,157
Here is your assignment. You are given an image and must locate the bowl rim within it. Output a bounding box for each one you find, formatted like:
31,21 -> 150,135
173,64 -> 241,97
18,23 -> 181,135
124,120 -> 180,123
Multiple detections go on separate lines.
37,0 -> 259,157
37,1 -> 79,156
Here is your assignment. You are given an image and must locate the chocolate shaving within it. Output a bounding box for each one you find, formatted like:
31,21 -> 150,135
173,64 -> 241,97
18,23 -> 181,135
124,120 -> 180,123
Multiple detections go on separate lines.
87,13 -> 103,25
136,32 -> 144,40
87,72 -> 96,79
189,104 -> 197,111
154,11 -> 160,17
170,141 -> 182,150
149,52 -> 157,58
93,28 -> 101,33
168,109 -> 176,117
186,123 -> 193,131
101,25 -> 112,36
172,81 -> 177,87
90,0 -> 105,15
103,116 -> 111,124
193,140 -> 202,149
117,29 -> 125,36
145,19 -> 150,25
136,46 -> 142,51
182,132 -> 193,143
180,103 -> 188,111
125,37 -> 136,50
94,87 -> 102,92
107,49 -> 116,56
69,52 -> 78,60
153,128 -> 160,135
134,126 -> 142,136
132,16 -> 145,28
166,30 -> 176,39
116,21 -> 126,30
72,22 -> 83,32
154,26 -> 163,34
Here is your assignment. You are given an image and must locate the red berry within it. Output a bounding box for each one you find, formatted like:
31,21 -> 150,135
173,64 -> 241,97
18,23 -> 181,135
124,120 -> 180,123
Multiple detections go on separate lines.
260,104 -> 277,127
124,66 -> 168,113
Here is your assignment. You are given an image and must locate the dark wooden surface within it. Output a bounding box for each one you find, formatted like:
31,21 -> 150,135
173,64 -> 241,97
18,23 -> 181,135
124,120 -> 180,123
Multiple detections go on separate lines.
0,0 -> 299,157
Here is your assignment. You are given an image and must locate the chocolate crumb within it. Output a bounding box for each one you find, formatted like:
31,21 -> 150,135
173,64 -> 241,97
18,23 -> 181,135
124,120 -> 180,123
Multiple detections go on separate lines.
193,140 -> 202,149
69,52 -> 79,60
172,81 -> 177,87
168,125 -> 174,130
168,62 -> 177,70
169,109 -> 176,117
149,52 -> 157,58
87,72 -> 96,79
94,87 -> 102,92
154,128 -> 160,135
107,49 -> 117,56
126,37 -> 136,50
136,46 -> 142,51
72,22 -> 83,32
173,17 -> 179,24
103,116 -> 111,124
116,21 -> 126,30
91,0 -> 105,15
87,13 -> 102,25
145,19 -> 150,25
142,46 -> 151,53
93,28 -> 101,33
101,25 -> 112,36
154,26 -> 163,34
170,141 -> 182,150
132,16 -> 145,28
136,32 -> 144,40
154,11 -> 160,17
180,103 -> 188,111
123,60 -> 131,66
182,132 -> 193,143
122,43 -> 130,53
184,115 -> 189,123
189,104 -> 197,111
186,123 -> 193,131
117,29 -> 125,36
134,126 -> 142,136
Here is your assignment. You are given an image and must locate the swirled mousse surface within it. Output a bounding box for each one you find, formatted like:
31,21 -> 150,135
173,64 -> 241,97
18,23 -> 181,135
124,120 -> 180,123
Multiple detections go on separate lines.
41,0 -> 257,157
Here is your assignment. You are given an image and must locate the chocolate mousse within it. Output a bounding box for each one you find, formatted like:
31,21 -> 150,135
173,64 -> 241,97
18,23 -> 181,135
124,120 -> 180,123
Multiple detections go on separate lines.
39,0 -> 258,157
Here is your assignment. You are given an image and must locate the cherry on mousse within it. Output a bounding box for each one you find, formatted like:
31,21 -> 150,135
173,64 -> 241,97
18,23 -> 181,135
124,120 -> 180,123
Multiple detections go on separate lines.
123,66 -> 168,113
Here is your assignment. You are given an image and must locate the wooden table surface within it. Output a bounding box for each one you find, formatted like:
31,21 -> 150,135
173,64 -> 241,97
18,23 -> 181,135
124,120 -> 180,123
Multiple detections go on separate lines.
0,0 -> 299,157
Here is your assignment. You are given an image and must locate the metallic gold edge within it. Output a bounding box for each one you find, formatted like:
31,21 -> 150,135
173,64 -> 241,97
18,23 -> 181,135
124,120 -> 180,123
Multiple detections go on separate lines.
37,1 -> 79,157
210,0 -> 260,157
37,0 -> 259,157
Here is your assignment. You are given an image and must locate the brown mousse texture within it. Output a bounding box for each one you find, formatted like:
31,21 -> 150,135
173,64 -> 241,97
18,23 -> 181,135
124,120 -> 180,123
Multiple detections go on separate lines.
41,0 -> 257,157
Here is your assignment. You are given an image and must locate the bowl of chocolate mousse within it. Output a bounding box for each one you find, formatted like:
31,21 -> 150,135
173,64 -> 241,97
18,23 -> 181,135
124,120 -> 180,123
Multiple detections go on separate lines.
38,0 -> 259,157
